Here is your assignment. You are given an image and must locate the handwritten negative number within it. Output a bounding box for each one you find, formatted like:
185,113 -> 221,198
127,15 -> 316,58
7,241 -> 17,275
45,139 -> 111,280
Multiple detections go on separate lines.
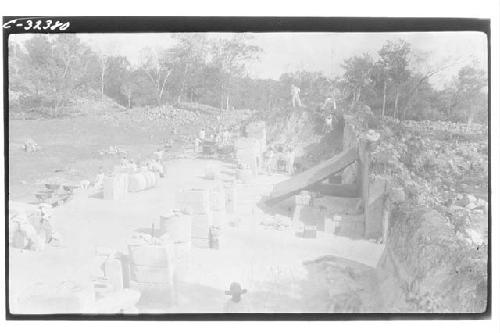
22,19 -> 70,31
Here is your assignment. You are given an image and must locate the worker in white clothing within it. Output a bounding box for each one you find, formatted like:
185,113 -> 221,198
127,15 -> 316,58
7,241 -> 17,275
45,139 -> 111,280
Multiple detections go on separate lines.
199,128 -> 206,141
222,128 -> 230,146
290,84 -> 302,108
286,147 -> 296,175
325,113 -> 333,132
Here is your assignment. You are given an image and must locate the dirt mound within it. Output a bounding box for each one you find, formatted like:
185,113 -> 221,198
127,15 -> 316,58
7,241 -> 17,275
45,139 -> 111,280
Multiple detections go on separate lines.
250,107 -> 344,169
378,207 -> 487,313
367,117 -> 488,246
9,91 -> 126,120
302,255 -> 382,312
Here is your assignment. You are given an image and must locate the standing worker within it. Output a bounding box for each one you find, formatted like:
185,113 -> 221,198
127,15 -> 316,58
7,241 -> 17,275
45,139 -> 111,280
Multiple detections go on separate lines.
324,113 -> 333,133
286,147 -> 296,175
194,137 -> 201,153
264,147 -> 275,175
199,128 -> 206,141
222,128 -> 230,146
39,203 -> 54,244
290,84 -> 302,108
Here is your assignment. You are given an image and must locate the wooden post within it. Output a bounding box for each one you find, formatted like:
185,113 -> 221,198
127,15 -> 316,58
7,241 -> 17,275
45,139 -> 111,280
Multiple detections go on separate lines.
358,139 -> 370,237
382,196 -> 391,244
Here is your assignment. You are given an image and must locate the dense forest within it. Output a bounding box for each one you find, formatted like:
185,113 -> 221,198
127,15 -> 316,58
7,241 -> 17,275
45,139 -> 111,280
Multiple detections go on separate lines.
8,34 -> 487,124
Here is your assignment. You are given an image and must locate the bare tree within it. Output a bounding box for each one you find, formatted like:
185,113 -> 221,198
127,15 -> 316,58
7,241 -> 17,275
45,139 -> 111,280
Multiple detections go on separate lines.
400,53 -> 456,120
209,35 -> 262,110
139,47 -> 172,107
378,39 -> 411,118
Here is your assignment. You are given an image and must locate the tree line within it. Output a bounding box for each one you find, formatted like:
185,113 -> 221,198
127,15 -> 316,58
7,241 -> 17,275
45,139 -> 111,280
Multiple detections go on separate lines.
8,34 -> 487,124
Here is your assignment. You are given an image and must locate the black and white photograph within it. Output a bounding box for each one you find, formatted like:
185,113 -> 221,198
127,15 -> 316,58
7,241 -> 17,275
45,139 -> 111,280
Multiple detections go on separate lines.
3,16 -> 491,319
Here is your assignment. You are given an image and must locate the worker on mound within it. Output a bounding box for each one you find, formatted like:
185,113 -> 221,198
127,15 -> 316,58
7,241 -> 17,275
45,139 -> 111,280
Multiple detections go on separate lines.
290,84 -> 302,108
223,282 -> 250,313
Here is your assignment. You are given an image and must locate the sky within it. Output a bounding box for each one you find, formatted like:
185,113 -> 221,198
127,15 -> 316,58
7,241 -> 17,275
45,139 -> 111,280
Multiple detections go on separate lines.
12,31 -> 488,88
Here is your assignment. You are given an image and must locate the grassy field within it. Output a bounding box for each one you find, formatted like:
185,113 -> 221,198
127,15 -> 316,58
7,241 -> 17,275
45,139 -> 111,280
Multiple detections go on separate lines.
9,116 -> 171,202
8,101 -> 255,202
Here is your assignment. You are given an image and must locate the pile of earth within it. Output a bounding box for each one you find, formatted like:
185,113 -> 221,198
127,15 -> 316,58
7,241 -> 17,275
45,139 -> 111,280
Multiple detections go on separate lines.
377,208 -> 487,313
301,255 -> 383,313
9,90 -> 126,120
248,106 -> 344,170
341,112 -> 488,313
288,107 -> 489,313
345,113 -> 488,246
98,102 -> 257,145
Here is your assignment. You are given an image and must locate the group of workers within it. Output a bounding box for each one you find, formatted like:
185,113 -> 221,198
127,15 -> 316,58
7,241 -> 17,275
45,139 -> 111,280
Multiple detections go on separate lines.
194,126 -> 233,153
263,145 -> 296,175
290,83 -> 342,134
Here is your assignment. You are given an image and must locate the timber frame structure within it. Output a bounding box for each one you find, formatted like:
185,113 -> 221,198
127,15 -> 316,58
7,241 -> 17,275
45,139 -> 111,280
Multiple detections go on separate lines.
266,136 -> 388,239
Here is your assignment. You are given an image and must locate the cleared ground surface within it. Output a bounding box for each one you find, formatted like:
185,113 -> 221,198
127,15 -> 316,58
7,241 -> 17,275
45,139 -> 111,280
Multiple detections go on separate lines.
9,158 -> 384,313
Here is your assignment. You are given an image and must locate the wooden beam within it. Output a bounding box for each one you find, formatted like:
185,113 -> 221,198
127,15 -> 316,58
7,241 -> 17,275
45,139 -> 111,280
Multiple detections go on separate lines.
266,147 -> 358,205
358,140 -> 370,238
306,183 -> 359,198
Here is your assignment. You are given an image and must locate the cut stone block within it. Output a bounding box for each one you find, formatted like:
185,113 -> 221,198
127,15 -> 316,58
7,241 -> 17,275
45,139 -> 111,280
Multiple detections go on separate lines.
235,137 -> 261,171
295,192 -> 311,206
191,213 -> 211,239
324,217 -> 335,234
212,211 -> 227,227
172,242 -> 191,280
104,174 -> 128,200
143,171 -> 157,188
176,189 -> 210,215
191,237 -> 209,248
210,188 -> 226,211
104,258 -> 124,292
128,244 -> 173,268
295,206 -> 325,228
159,213 -> 192,243
128,173 -> 146,192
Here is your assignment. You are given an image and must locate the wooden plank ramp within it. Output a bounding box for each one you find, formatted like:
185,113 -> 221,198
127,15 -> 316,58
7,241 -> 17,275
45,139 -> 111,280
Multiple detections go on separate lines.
265,147 -> 358,205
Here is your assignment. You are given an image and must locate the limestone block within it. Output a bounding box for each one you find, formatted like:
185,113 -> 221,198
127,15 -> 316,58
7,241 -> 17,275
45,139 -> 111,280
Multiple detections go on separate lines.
191,213 -> 212,239
128,244 -> 173,268
159,213 -> 192,243
176,189 -> 210,215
